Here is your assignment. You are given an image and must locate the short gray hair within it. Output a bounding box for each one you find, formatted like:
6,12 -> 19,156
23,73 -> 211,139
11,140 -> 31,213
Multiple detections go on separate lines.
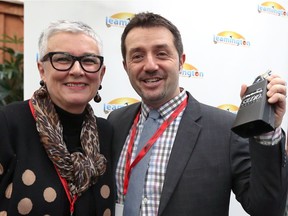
38,20 -> 103,59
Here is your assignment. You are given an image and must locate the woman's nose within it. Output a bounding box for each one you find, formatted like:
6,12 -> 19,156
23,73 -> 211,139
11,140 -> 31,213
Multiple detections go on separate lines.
69,60 -> 85,75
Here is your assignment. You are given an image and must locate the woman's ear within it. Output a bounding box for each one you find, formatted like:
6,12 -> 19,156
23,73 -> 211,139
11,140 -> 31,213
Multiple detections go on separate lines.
99,65 -> 106,82
37,61 -> 46,81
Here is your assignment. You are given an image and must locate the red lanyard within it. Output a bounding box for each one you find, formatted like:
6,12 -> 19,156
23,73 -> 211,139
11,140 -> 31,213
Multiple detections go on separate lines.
55,167 -> 78,215
123,96 -> 188,194
29,99 -> 36,119
29,99 -> 78,215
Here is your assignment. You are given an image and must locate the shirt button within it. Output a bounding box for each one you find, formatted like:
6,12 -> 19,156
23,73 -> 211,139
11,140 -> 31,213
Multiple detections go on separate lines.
143,197 -> 148,204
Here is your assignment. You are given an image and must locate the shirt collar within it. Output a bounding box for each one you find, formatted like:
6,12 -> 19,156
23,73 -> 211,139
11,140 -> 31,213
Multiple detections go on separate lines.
140,88 -> 187,122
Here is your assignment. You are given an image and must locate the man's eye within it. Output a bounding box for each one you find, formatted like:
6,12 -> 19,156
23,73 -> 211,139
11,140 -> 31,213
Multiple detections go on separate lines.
133,54 -> 142,59
131,54 -> 143,62
157,51 -> 168,58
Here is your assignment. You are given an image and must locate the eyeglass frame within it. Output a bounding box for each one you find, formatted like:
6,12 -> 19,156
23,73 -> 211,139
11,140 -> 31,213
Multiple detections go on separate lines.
40,51 -> 104,73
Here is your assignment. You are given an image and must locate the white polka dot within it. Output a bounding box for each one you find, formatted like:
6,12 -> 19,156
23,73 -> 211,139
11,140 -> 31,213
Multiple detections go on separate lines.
0,211 -> 7,216
100,185 -> 110,199
0,163 -> 4,175
103,208 -> 111,216
22,169 -> 36,186
5,183 -> 13,199
18,198 -> 33,215
43,187 -> 57,203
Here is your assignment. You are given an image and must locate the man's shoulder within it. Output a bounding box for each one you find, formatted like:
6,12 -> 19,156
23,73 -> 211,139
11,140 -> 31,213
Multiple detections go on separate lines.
108,102 -> 140,121
111,102 -> 140,114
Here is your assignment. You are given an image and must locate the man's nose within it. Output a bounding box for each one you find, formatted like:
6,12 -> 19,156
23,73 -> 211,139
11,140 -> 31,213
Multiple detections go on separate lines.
143,55 -> 159,71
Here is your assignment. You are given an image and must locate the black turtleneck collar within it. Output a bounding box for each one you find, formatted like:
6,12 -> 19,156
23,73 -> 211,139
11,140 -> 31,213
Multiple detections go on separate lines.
54,105 -> 87,153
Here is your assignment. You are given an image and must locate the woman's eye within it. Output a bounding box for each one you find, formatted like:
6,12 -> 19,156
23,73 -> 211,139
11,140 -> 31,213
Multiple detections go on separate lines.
82,57 -> 98,65
54,57 -> 71,63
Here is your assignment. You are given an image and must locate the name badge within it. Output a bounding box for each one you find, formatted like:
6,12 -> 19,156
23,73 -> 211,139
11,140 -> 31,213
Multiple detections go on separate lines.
115,203 -> 124,216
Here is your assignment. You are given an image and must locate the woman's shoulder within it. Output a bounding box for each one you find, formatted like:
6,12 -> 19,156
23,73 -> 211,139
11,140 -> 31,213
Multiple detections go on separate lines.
0,100 -> 29,111
0,100 -> 30,118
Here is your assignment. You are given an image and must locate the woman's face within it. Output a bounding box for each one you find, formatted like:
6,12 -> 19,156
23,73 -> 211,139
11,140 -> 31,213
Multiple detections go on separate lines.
37,32 -> 105,114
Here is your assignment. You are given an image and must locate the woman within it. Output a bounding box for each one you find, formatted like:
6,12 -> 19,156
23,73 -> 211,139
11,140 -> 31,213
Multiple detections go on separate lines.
0,20 -> 114,215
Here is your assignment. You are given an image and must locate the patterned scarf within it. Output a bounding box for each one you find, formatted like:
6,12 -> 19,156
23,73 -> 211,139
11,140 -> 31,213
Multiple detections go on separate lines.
30,86 -> 107,197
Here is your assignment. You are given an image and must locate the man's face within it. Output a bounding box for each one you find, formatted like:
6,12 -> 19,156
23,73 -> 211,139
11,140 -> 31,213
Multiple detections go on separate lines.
123,27 -> 185,108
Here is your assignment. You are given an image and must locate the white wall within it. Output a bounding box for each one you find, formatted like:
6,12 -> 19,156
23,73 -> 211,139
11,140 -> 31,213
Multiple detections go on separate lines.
24,1 -> 288,215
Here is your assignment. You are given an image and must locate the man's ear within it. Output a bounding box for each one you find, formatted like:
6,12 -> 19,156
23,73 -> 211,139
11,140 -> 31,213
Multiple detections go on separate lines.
122,60 -> 128,74
179,53 -> 186,71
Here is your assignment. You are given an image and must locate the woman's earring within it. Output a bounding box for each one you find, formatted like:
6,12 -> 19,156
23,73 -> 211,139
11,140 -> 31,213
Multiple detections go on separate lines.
94,85 -> 102,103
40,80 -> 45,86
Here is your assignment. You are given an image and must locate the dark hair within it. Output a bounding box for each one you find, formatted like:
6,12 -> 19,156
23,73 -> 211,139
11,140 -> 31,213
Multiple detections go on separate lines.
121,12 -> 183,62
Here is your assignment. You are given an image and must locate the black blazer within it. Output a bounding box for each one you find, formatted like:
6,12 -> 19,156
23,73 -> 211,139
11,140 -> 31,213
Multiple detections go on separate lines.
108,92 -> 287,216
0,100 -> 115,216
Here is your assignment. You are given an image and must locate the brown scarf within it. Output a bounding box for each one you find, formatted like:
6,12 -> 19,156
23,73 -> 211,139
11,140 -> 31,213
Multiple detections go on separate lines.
30,86 -> 107,197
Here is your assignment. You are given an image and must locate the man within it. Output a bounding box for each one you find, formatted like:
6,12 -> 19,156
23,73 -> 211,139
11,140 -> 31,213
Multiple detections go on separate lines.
108,12 -> 287,216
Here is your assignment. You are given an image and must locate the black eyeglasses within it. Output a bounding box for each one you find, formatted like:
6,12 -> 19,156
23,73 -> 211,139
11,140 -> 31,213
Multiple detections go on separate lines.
41,52 -> 104,73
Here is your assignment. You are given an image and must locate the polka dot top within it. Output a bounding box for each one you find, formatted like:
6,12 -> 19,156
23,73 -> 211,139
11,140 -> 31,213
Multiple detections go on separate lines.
0,100 -> 115,216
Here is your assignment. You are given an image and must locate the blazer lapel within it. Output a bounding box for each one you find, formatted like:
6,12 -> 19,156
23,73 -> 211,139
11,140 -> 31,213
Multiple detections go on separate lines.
158,94 -> 202,215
